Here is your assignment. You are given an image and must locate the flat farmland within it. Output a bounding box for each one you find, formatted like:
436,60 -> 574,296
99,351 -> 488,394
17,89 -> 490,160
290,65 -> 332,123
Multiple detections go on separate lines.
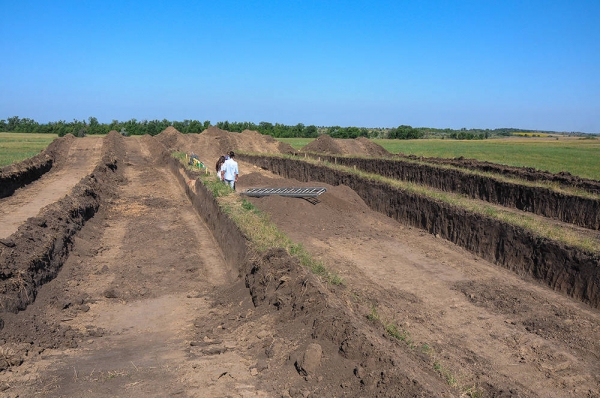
0,133 -> 58,167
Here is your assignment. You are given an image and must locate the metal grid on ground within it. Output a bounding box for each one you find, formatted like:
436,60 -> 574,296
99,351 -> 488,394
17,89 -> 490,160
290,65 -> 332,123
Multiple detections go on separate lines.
242,187 -> 327,198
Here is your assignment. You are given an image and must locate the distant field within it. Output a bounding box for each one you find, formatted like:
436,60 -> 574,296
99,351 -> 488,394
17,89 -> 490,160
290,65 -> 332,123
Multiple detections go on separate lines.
0,133 -> 58,167
277,136 -> 600,180
277,137 -> 315,150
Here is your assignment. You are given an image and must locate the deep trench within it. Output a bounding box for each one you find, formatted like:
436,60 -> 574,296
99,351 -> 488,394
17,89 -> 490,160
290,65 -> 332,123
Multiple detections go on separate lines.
301,153 -> 600,230
239,154 -> 600,309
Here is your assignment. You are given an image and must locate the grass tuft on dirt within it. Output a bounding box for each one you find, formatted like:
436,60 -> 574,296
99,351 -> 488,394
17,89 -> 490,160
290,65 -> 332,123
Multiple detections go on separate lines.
173,152 -> 343,285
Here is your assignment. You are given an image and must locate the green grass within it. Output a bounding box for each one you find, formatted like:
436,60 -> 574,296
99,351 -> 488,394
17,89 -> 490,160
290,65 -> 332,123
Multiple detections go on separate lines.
276,136 -> 600,180
276,137 -> 315,150
0,133 -> 58,167
373,137 -> 600,181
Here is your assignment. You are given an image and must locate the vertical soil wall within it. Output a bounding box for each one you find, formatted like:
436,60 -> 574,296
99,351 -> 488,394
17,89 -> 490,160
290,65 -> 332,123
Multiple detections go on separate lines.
304,154 -> 600,230
166,159 -> 247,278
0,132 -> 124,314
164,155 -> 456,397
398,154 -> 600,194
0,135 -> 75,199
240,154 -> 600,309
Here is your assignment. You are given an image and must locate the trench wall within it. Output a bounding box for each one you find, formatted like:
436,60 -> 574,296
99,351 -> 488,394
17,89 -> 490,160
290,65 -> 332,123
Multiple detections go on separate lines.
302,154 -> 600,230
398,154 -> 600,194
0,135 -> 75,199
163,154 -> 455,396
166,158 -> 248,277
240,154 -> 600,309
0,132 -> 124,313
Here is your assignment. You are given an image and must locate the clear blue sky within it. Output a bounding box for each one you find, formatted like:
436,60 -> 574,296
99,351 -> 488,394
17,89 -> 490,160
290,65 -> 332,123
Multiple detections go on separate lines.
1,0 -> 598,132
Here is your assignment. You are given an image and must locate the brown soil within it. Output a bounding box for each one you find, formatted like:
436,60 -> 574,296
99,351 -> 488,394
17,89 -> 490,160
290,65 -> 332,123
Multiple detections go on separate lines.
0,136 -> 103,239
301,135 -> 391,157
1,130 -> 599,397
298,154 -> 600,230
0,134 -> 76,199
155,126 -> 297,171
236,168 -> 600,397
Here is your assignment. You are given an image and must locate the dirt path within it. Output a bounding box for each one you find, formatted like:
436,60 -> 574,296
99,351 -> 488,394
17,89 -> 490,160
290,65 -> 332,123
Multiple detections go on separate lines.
0,138 -> 269,397
0,137 -> 103,239
238,162 -> 600,397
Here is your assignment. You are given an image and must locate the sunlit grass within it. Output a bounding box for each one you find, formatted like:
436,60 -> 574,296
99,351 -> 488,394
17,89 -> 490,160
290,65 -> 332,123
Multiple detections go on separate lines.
373,138 -> 600,180
0,133 -> 58,167
276,137 -> 315,150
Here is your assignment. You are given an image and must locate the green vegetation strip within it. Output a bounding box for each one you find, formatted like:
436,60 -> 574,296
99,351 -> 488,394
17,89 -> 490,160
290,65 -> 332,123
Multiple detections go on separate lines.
172,152 -> 343,285
366,303 -> 482,397
0,133 -> 58,167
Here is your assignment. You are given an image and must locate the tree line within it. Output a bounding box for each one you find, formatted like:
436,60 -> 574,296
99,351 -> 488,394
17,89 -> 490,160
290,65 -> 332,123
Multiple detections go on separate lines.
1,116 -> 572,140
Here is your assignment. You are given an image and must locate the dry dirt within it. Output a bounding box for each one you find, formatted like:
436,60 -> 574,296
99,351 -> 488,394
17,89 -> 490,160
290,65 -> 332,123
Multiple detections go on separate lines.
1,130 -> 599,397
236,168 -> 600,397
301,135 -> 391,157
0,136 -> 103,239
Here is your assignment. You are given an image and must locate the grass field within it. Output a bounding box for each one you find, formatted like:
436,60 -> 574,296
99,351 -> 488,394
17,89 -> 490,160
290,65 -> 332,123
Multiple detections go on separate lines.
277,136 -> 600,180
0,133 -> 58,167
277,137 -> 315,150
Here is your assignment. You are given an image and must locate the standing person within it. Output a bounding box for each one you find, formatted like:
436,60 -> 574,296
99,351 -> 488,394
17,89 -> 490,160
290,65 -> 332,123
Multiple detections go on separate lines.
221,151 -> 239,190
215,156 -> 226,181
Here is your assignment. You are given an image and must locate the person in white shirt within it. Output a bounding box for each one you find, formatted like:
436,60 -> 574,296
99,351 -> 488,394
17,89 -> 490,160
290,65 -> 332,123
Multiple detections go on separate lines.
221,151 -> 239,190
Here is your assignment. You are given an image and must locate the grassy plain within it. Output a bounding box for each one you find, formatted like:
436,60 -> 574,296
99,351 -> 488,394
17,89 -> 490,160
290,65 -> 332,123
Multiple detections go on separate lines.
0,133 -> 58,167
277,137 -> 314,150
278,136 -> 600,180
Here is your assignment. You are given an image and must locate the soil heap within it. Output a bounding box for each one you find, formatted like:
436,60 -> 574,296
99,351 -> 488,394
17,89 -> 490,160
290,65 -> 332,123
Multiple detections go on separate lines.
155,126 -> 297,167
302,134 -> 391,157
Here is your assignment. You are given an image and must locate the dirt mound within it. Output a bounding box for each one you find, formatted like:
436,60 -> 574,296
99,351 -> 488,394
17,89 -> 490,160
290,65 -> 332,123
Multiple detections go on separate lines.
154,126 -> 183,151
355,137 -> 391,157
302,134 -> 342,155
302,135 -> 390,157
239,172 -> 370,220
155,127 -> 296,170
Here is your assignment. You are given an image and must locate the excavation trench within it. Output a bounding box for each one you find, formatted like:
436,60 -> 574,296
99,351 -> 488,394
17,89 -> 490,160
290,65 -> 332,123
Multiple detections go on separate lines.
0,132 -> 124,313
0,135 -> 75,199
396,153 -> 600,194
239,154 -> 600,309
301,153 -> 600,230
2,132 -> 600,396
163,151 -> 457,397
1,134 -> 459,396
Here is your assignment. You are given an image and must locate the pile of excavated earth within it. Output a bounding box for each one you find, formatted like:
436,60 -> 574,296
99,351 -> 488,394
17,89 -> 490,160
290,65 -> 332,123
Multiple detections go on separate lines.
1,128 -> 599,397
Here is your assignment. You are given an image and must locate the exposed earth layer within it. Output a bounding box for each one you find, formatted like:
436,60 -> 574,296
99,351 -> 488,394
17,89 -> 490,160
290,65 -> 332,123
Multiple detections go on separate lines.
0,129 -> 599,397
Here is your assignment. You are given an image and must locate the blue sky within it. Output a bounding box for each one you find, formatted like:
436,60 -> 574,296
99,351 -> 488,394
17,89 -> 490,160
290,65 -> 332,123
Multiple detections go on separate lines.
1,0 -> 598,132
